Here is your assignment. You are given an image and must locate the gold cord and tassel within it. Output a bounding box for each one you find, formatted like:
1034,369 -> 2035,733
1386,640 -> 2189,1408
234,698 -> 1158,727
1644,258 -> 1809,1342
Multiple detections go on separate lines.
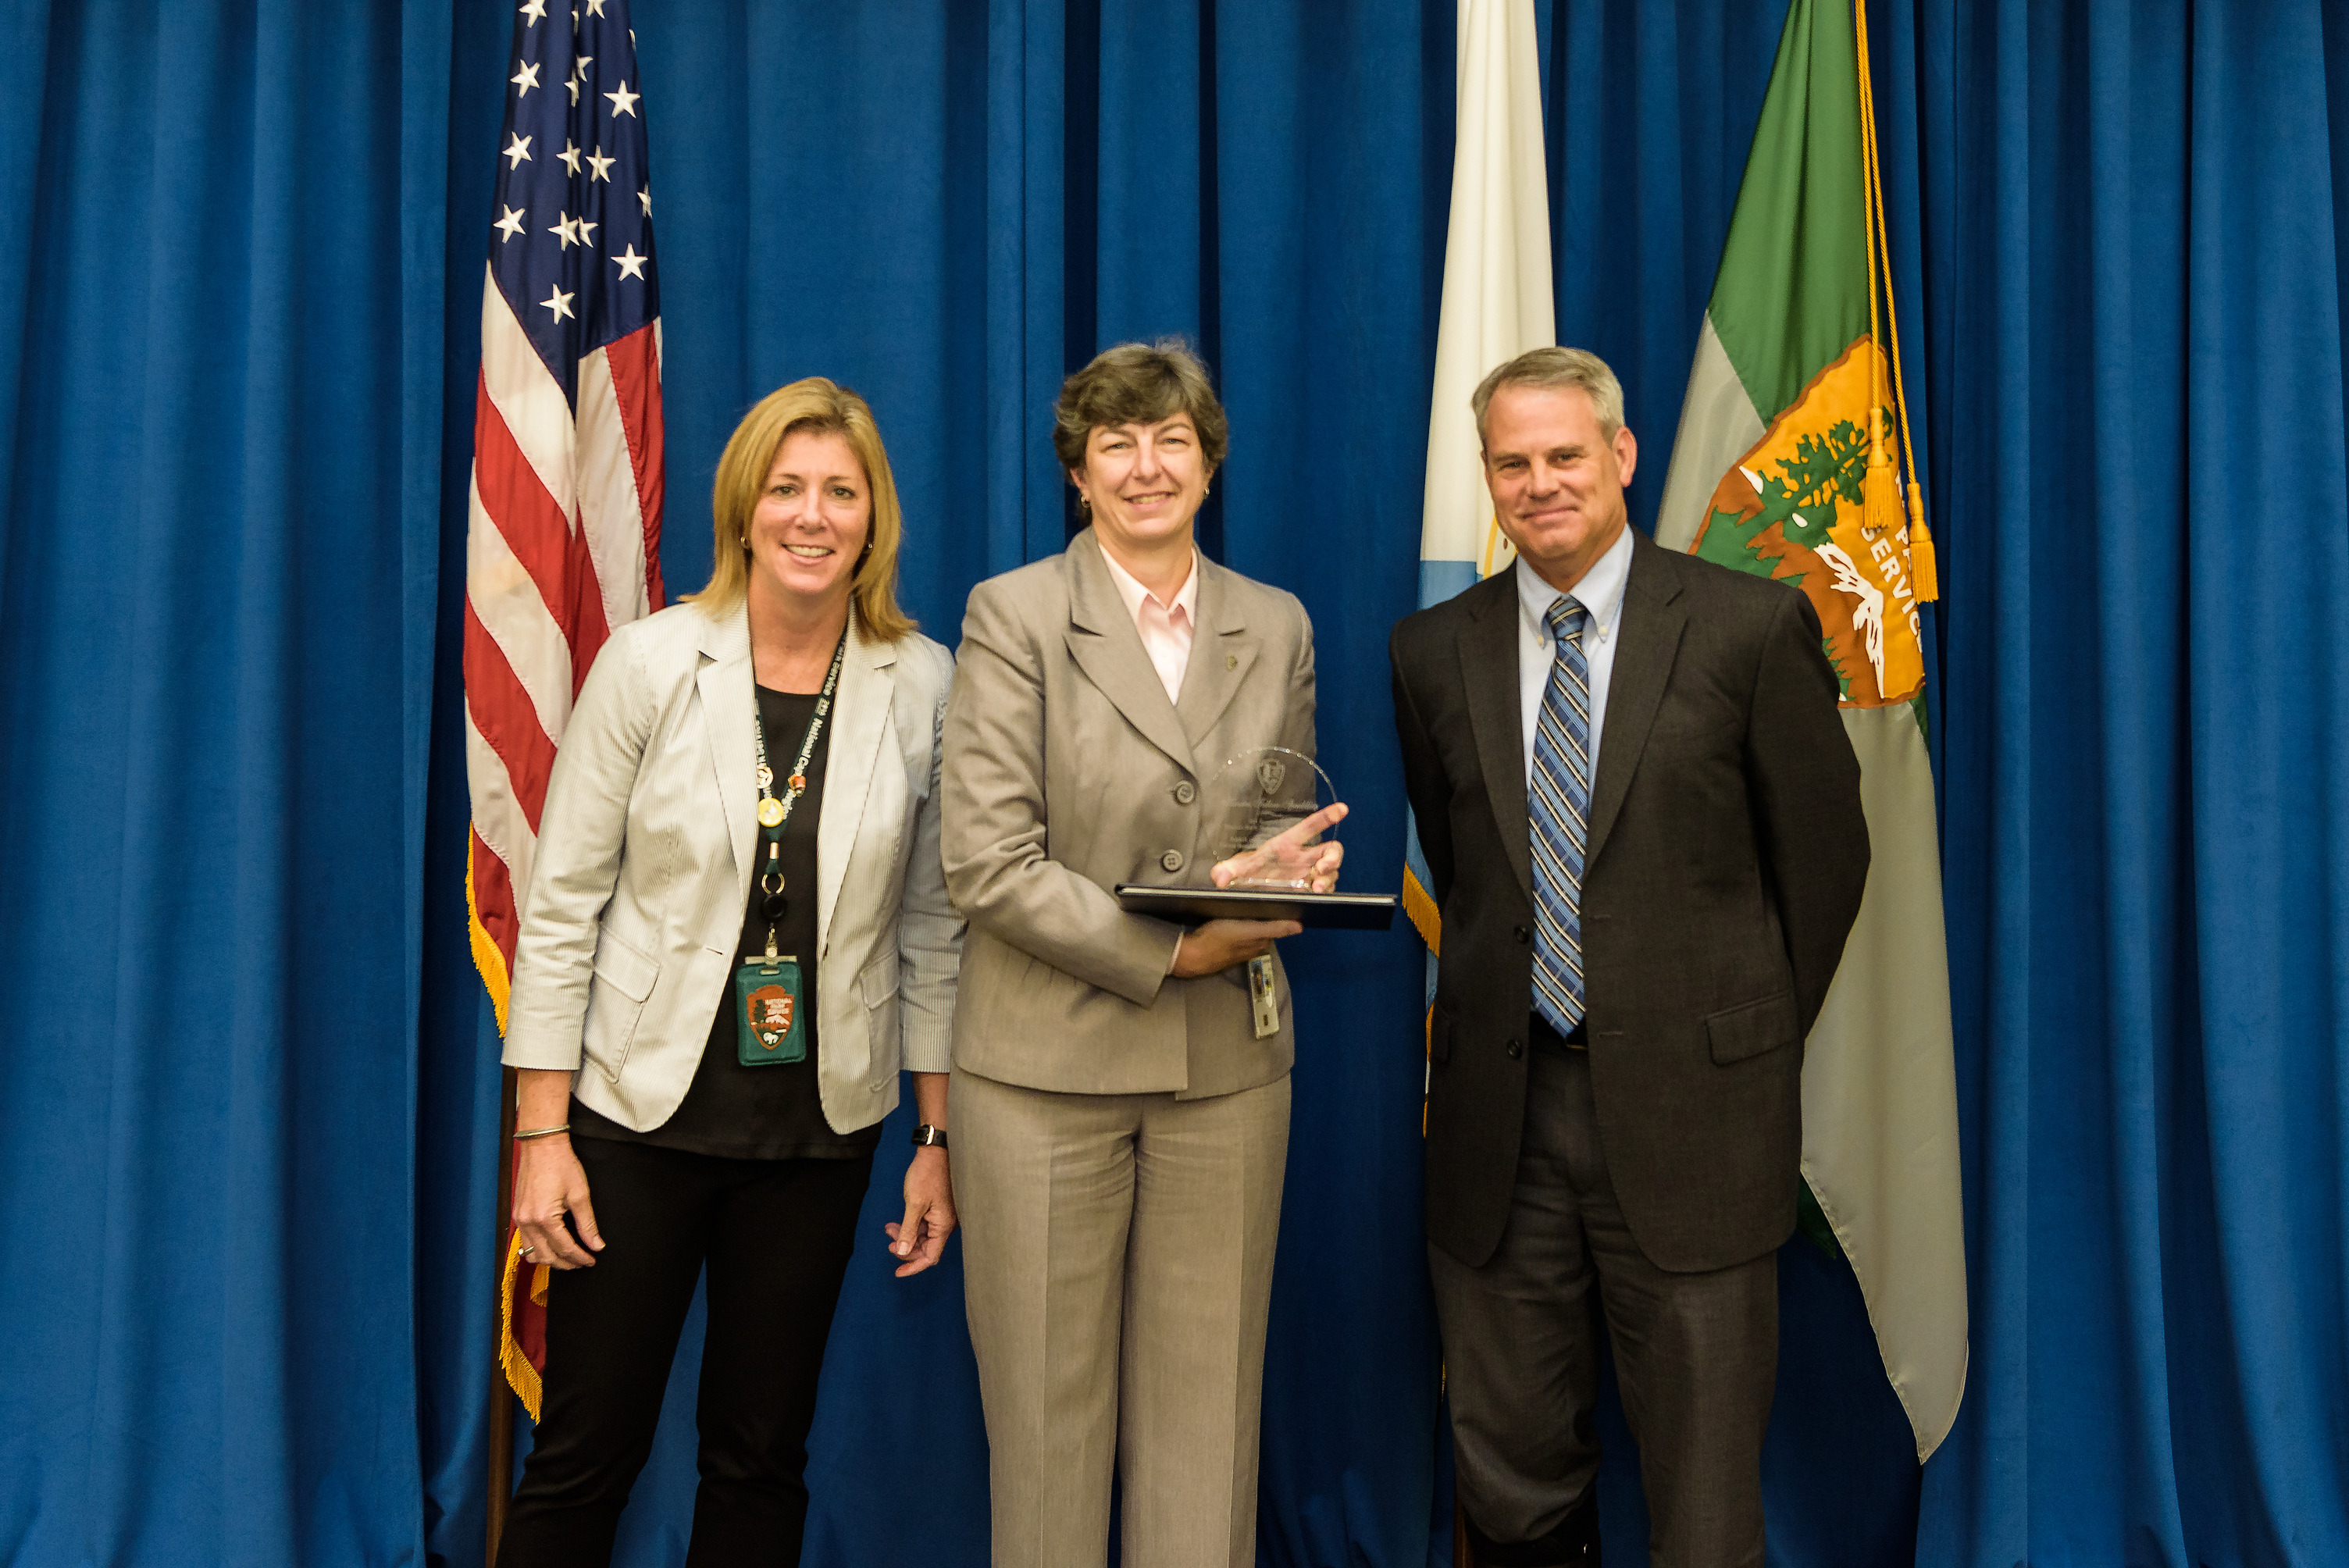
1854,0 -> 1937,603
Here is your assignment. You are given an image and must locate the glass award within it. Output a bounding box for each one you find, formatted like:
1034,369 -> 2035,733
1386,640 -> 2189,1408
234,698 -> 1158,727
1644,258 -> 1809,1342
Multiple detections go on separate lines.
1114,746 -> 1398,931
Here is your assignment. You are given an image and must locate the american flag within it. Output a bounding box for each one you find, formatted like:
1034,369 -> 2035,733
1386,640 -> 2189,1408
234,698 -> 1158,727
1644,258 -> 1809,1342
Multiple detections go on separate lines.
468,0 -> 664,1419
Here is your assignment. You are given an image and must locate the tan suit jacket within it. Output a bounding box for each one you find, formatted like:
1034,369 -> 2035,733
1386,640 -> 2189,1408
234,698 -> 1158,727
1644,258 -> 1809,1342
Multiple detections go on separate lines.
941,527 -> 1316,1099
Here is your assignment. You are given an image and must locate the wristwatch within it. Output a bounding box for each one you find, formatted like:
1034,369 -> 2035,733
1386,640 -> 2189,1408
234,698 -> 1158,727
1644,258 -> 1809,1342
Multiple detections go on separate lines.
911,1124 -> 949,1149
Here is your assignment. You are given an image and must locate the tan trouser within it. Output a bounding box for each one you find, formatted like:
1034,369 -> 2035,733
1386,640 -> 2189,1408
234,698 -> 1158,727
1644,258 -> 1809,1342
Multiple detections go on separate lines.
952,1066 -> 1291,1568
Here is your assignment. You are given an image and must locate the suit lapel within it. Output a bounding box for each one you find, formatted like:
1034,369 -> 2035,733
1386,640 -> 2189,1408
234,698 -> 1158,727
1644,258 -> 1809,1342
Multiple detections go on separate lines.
815,615 -> 894,960
1062,528 -> 1199,775
1458,572 -> 1534,903
1174,555 -> 1256,754
696,604 -> 758,905
1584,531 -> 1686,871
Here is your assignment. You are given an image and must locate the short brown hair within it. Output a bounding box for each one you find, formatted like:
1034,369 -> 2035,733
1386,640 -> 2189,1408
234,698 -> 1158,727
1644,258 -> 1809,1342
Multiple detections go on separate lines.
1052,338 -> 1231,476
1471,346 -> 1626,445
690,377 -> 915,643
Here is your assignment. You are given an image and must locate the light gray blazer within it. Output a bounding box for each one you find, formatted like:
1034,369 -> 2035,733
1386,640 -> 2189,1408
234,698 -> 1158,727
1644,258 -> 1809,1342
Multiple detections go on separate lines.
503,600 -> 961,1134
941,528 -> 1317,1099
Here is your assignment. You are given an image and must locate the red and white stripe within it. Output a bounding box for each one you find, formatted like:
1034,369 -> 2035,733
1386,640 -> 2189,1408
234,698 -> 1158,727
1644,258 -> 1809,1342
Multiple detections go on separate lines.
465,263 -> 665,1007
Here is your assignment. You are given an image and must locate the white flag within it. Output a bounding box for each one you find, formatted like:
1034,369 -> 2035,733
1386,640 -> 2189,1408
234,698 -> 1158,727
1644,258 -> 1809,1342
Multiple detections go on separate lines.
1407,0 -> 1552,943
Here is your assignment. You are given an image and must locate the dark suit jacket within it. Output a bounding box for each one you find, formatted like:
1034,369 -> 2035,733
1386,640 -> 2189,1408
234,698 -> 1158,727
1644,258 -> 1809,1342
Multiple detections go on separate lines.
1391,528 -> 1869,1274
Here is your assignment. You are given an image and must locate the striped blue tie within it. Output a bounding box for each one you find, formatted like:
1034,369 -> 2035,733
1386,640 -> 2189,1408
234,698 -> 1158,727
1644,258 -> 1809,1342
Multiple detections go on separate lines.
1530,598 -> 1589,1036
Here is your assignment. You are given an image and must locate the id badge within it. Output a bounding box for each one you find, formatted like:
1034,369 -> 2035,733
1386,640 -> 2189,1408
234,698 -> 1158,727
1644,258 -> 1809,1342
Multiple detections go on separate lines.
1247,954 -> 1280,1040
736,955 -> 806,1065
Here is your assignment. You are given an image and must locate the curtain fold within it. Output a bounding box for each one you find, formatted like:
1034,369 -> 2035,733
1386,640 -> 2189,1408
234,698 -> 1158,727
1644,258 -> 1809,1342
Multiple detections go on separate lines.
0,1 -> 54,579
413,7 -> 515,1562
1210,5 -> 1453,1563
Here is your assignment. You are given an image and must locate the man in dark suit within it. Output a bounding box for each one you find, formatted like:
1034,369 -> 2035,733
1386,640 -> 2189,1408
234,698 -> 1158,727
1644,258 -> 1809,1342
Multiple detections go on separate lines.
1391,347 -> 1869,1567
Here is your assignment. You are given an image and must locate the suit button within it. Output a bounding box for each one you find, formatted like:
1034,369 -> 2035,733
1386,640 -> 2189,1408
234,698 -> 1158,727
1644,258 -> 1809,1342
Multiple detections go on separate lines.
1161,850 -> 1185,873
1504,1038 -> 1524,1060
1513,925 -> 1530,944
1174,781 -> 1196,805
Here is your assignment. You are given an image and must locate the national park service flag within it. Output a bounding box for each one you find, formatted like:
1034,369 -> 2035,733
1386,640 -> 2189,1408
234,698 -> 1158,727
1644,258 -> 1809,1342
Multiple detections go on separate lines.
1655,0 -> 1968,1461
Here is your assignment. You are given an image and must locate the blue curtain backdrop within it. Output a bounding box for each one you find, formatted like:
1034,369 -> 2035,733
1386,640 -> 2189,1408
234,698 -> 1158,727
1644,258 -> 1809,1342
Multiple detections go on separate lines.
0,2 -> 451,1563
3,2 -> 2346,1567
1896,2 -> 2349,1563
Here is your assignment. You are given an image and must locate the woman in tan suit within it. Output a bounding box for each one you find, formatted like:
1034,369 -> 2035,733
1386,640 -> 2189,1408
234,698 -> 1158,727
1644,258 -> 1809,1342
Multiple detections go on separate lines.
941,340 -> 1341,1568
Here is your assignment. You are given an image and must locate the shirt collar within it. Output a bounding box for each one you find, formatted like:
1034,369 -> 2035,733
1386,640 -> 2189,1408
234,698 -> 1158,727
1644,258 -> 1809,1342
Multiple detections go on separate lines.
1515,523 -> 1632,641
1100,543 -> 1199,627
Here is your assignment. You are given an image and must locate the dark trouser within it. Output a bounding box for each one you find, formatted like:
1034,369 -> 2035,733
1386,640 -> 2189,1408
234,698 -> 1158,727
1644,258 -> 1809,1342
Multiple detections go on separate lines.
497,1137 -> 874,1568
1430,1028 -> 1777,1568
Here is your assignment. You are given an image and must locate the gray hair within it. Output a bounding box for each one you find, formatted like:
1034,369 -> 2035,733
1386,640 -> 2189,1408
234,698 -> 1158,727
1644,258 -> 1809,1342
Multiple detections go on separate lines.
1470,346 -> 1626,444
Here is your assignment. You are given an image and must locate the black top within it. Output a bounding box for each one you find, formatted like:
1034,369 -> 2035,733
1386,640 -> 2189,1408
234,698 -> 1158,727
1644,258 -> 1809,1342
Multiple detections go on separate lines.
572,684 -> 879,1161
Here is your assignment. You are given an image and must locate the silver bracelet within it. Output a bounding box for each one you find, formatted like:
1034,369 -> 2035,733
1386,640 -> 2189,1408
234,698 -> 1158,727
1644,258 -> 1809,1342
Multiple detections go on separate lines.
513,1124 -> 572,1141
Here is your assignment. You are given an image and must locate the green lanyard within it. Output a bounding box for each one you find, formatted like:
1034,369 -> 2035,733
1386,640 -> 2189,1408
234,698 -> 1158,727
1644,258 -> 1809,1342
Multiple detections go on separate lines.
749,632 -> 847,959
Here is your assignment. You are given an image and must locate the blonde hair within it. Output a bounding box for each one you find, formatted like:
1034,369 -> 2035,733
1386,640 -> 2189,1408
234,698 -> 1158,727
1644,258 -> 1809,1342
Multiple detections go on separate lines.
689,377 -> 916,643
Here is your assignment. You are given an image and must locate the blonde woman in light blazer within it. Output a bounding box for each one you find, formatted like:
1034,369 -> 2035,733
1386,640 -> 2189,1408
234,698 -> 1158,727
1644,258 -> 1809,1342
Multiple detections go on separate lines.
495,379 -> 961,1568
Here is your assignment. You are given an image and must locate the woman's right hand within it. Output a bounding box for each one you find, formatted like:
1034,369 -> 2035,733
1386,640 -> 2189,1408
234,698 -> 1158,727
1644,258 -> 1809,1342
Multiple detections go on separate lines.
513,1134 -> 604,1270
1171,918 -> 1302,978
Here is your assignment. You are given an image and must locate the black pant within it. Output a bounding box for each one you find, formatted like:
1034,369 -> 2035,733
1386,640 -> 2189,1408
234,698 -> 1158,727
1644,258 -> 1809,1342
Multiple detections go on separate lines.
497,1137 -> 875,1568
1429,1040 -> 1777,1568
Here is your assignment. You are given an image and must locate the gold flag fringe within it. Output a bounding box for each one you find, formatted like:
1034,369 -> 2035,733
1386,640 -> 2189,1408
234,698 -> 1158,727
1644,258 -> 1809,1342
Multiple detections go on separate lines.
497,1225 -> 548,1422
466,835 -> 512,1037
1400,866 -> 1442,955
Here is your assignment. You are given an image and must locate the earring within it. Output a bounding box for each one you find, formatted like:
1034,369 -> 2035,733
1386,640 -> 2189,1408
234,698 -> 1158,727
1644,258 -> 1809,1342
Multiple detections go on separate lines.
1078,493 -> 1091,512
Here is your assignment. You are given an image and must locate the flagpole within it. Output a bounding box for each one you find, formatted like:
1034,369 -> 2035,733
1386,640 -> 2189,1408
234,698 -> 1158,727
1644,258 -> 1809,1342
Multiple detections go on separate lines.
468,0 -> 668,1548
487,1064 -> 518,1566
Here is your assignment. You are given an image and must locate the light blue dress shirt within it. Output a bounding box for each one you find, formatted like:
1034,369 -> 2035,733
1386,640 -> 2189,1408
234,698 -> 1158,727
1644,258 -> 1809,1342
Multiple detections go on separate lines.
1516,522 -> 1634,792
